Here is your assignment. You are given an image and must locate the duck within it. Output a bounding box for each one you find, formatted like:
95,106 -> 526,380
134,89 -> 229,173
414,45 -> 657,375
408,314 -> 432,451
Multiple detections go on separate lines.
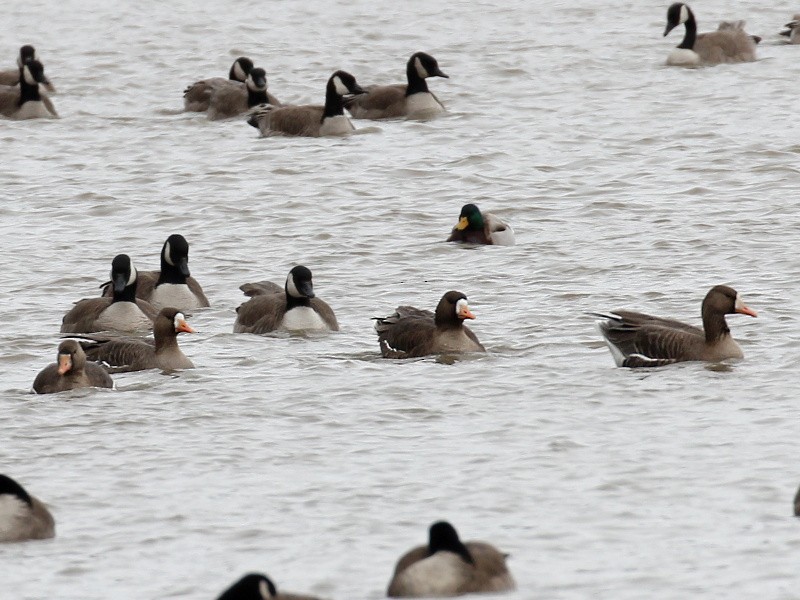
374,291 -> 485,359
234,266 -> 339,333
663,3 -> 758,66
207,67 -> 281,120
32,339 -> 113,393
387,521 -> 515,598
0,474 -> 55,542
0,59 -> 58,119
61,254 -> 158,333
216,573 -> 321,600
183,56 -> 253,112
780,14 -> 800,44
247,70 -> 365,137
74,307 -> 195,373
344,52 -> 448,120
0,45 -> 56,92
446,204 -> 515,246
593,285 -> 757,368
103,234 -> 209,311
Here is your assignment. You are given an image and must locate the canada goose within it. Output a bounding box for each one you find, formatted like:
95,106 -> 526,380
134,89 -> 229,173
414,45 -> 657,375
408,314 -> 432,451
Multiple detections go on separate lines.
61,254 -> 158,334
32,339 -> 113,394
0,59 -> 58,119
183,56 -> 253,112
247,70 -> 365,137
663,3 -> 758,66
234,266 -> 339,333
103,234 -> 210,311
387,521 -> 515,598
216,573 -> 321,600
780,14 -> 800,44
207,67 -> 281,120
794,486 -> 800,516
446,204 -> 515,246
374,291 -> 485,359
74,307 -> 195,373
0,474 -> 55,542
344,51 -> 449,120
593,285 -> 757,368
0,45 -> 56,92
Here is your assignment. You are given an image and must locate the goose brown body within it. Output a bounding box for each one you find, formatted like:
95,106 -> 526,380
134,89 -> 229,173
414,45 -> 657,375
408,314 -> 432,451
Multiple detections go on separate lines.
387,521 -> 515,598
183,57 -> 253,112
594,285 -> 757,368
206,68 -> 281,121
32,340 -> 113,393
664,3 -> 757,66
374,291 -> 485,359
0,474 -> 55,542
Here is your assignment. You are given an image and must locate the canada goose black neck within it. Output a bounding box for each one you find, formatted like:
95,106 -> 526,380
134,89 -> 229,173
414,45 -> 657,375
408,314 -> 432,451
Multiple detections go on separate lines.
285,265 -> 315,310
217,573 -> 277,600
158,234 -> 191,285
429,521 -> 474,565
405,52 -> 448,96
666,3 -> 697,50
0,474 -> 33,507
246,68 -> 268,107
18,60 -> 45,106
406,59 -> 430,95
323,75 -> 348,119
109,254 -> 138,304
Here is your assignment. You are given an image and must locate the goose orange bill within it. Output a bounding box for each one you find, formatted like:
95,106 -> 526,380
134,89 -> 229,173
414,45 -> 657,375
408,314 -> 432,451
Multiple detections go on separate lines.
57,353 -> 72,375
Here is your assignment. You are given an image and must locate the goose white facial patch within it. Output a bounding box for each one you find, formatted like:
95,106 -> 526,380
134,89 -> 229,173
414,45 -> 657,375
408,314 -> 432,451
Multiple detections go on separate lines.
414,56 -> 428,78
164,241 -> 174,266
173,312 -> 186,329
332,76 -> 349,96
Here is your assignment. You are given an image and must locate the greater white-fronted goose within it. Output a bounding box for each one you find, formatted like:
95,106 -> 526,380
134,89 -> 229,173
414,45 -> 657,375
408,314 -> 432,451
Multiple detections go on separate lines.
207,67 -> 281,120
75,308 -> 195,373
594,285 -> 757,368
0,45 -> 56,92
216,573 -> 321,600
387,521 -> 515,598
104,234 -> 209,311
183,56 -> 253,112
234,266 -> 339,333
446,204 -> 515,246
0,474 -> 55,542
247,70 -> 365,137
61,254 -> 157,334
663,3 -> 758,66
32,339 -> 113,394
344,52 -> 448,120
780,14 -> 800,44
0,59 -> 58,119
374,291 -> 486,359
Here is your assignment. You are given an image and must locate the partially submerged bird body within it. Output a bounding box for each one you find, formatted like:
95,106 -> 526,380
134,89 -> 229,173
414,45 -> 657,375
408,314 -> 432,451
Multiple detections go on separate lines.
594,285 -> 757,368
780,14 -> 800,44
0,474 -> 55,542
183,57 -> 253,112
207,67 -> 281,121
446,204 -> 515,246
32,340 -> 113,393
663,3 -> 757,66
216,573 -> 321,600
0,45 -> 56,92
344,52 -> 448,120
0,59 -> 58,119
374,291 -> 485,359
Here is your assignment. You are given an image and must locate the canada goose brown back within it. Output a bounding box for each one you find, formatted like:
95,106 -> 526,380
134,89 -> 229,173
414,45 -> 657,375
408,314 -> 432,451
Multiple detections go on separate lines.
247,70 -> 364,137
387,521 -> 515,597
0,474 -> 55,542
0,59 -> 58,119
183,56 -> 253,112
780,14 -> 800,44
61,254 -> 157,333
76,308 -> 195,373
207,67 -> 281,120
374,290 -> 486,358
594,285 -> 757,367
0,45 -> 56,92
664,3 -> 757,66
32,340 -> 113,393
234,266 -> 339,333
216,573 -> 321,600
344,52 -> 449,120
446,203 -> 515,246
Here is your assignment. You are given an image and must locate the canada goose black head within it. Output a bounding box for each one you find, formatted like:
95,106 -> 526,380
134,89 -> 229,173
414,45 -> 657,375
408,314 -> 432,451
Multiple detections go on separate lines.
216,573 -> 277,600
664,3 -> 693,37
21,60 -> 48,87
329,70 -> 366,98
17,45 -> 38,68
429,521 -> 474,565
285,265 -> 315,300
110,253 -> 137,296
409,52 -> 449,80
161,234 -> 191,278
246,68 -> 267,93
229,57 -> 254,82
0,474 -> 33,507
434,291 -> 476,327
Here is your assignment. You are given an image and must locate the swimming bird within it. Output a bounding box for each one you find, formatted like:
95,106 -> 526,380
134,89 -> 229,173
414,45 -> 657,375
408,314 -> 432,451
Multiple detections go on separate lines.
794,486 -> 800,516
247,70 -> 365,137
61,254 -> 158,333
344,51 -> 449,120
234,266 -> 339,333
0,45 -> 56,92
216,573 -> 321,600
0,474 -> 55,542
207,67 -> 281,120
387,521 -> 515,597
75,308 -> 195,373
663,3 -> 758,66
374,291 -> 485,359
32,339 -> 113,393
0,59 -> 58,119
183,56 -> 253,112
593,285 -> 757,368
446,204 -> 515,246
780,14 -> 800,44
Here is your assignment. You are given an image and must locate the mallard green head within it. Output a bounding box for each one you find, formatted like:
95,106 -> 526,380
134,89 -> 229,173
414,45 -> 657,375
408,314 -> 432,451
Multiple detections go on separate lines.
455,204 -> 484,231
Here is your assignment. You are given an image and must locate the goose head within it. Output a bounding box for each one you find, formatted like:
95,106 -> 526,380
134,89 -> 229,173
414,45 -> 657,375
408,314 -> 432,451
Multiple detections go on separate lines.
410,52 -> 449,79
285,265 -> 315,299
